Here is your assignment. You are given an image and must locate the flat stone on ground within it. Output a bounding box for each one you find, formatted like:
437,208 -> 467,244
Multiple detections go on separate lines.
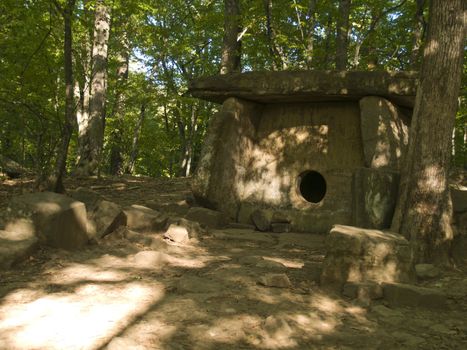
258,273 -> 292,288
382,282 -> 448,309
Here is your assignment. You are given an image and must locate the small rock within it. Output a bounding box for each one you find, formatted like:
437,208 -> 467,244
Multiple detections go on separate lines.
185,206 -> 226,228
415,264 -> 441,280
124,205 -> 167,232
256,259 -> 286,269
92,200 -> 127,239
164,224 -> 190,243
133,251 -> 168,269
383,282 -> 448,309
251,209 -> 272,232
264,315 -> 293,337
271,223 -> 290,233
258,273 -> 292,288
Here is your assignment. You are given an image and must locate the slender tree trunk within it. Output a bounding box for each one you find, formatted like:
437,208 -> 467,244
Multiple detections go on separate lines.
76,0 -> 111,176
51,0 -> 76,193
263,0 -> 287,70
336,0 -> 351,70
391,0 -> 466,264
220,0 -> 241,74
109,33 -> 129,175
304,0 -> 317,69
410,0 -> 426,68
127,103 -> 146,174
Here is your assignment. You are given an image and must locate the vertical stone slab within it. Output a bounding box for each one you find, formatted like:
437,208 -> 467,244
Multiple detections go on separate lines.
359,96 -> 409,171
192,97 -> 261,220
352,167 -> 399,229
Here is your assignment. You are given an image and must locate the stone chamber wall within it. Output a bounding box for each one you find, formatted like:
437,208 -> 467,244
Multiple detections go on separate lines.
192,96 -> 410,233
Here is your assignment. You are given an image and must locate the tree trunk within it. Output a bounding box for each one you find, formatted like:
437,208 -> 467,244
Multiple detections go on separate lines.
336,0 -> 351,70
127,103 -> 146,174
51,0 -> 76,193
76,0 -> 111,176
304,0 -> 317,69
391,0 -> 466,264
109,33 -> 129,175
410,0 -> 426,68
263,0 -> 287,70
220,0 -> 241,74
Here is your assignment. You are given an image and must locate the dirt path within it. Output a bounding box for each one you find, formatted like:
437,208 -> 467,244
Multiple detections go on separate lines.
0,177 -> 466,350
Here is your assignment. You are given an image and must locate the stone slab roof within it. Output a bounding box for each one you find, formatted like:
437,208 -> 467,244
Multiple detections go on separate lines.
188,70 -> 418,108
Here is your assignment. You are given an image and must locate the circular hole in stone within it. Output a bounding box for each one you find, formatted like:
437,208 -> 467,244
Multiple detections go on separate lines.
298,170 -> 326,203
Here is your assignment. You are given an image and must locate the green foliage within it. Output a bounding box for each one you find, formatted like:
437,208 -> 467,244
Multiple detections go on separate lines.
0,0 -> 465,178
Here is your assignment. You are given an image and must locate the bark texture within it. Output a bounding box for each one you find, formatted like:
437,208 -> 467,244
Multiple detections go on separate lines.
220,0 -> 241,74
76,0 -> 111,176
336,0 -> 351,70
391,0 -> 466,263
52,0 -> 76,193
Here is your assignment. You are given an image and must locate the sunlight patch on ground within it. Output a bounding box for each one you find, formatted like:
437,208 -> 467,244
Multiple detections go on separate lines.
0,282 -> 164,350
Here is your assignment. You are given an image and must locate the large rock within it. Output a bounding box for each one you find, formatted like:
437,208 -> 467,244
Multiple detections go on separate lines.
352,167 -> 399,229
91,200 -> 127,239
123,205 -> 167,232
188,71 -> 417,107
68,187 -> 103,211
0,230 -> 38,269
320,225 -> 414,290
0,155 -> 26,178
164,224 -> 190,244
251,209 -> 273,231
1,192 -> 89,250
359,96 -> 409,171
185,206 -> 227,229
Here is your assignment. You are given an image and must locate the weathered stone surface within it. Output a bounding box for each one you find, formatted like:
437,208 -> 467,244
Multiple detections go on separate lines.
321,225 -> 414,290
342,281 -> 383,304
451,187 -> 467,213
188,71 -> 417,107
415,264 -> 441,280
106,337 -> 147,350
352,167 -> 399,229
0,155 -> 26,178
227,222 -> 256,230
185,206 -> 226,229
251,209 -> 273,231
382,282 -> 448,309
0,230 -> 38,269
256,259 -> 286,269
123,205 -> 167,232
68,187 -> 103,210
164,224 -> 190,243
258,273 -> 292,288
359,96 -> 409,171
166,217 -> 204,240
271,223 -> 291,233
133,250 -> 168,269
91,200 -> 127,239
452,234 -> 467,265
2,192 -> 89,250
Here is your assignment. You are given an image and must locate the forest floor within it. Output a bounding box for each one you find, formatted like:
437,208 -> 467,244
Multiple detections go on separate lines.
0,176 -> 467,350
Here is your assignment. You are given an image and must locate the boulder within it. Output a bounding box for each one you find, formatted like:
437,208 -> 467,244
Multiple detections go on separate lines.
185,206 -> 226,229
258,273 -> 292,288
2,192 -> 89,250
352,167 -> 399,229
382,282 -> 448,309
164,224 -> 190,244
342,281 -> 383,305
68,187 -> 103,211
91,200 -> 127,239
166,217 -> 204,240
415,264 -> 441,280
251,209 -> 273,232
123,205 -> 167,232
0,230 -> 38,269
320,225 -> 414,291
359,96 -> 409,171
0,155 -> 26,179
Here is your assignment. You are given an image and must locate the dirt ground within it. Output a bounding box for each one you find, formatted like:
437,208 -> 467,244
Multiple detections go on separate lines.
0,176 -> 466,350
